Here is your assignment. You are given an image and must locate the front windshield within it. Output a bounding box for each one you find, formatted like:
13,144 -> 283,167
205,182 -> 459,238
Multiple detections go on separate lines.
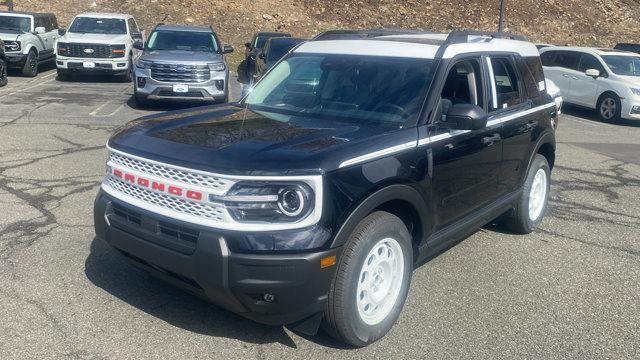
146,30 -> 219,52
267,40 -> 303,62
0,15 -> 31,32
69,17 -> 127,35
601,55 -> 640,76
245,54 -> 435,125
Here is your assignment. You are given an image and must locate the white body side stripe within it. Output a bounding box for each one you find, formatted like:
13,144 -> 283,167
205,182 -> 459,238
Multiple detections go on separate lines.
339,102 -> 555,167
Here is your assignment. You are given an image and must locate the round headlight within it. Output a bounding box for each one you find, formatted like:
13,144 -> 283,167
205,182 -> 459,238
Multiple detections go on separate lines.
278,186 -> 306,217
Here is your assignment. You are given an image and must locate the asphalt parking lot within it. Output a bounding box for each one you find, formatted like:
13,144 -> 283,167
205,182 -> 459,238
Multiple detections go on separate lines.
1,68 -> 639,359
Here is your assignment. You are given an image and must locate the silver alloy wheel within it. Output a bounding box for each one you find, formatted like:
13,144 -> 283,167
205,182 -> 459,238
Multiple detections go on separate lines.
528,168 -> 548,221
356,237 -> 405,325
600,97 -> 616,120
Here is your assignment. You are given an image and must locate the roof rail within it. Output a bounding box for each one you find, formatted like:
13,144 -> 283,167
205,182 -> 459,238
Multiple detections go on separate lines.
312,28 -> 433,41
444,30 -> 528,43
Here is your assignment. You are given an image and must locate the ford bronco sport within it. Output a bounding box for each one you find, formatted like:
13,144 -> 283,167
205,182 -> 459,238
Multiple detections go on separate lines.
0,11 -> 60,76
94,30 -> 557,347
56,13 -> 143,81
133,24 -> 234,105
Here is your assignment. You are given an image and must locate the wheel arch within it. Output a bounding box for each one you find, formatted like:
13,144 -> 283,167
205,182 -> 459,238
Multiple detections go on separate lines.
329,184 -> 430,258
596,90 -> 620,107
526,131 -> 556,176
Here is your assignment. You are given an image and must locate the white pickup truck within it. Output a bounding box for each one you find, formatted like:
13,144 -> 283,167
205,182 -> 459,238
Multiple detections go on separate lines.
55,13 -> 143,81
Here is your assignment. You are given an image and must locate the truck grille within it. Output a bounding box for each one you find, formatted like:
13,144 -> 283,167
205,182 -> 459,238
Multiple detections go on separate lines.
150,63 -> 211,83
66,43 -> 124,58
108,151 -> 234,192
106,177 -> 227,222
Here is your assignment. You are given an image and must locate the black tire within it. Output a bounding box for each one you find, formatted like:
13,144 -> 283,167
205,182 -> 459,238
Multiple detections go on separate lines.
121,58 -> 133,83
503,154 -> 551,234
597,92 -> 621,122
0,58 -> 7,87
324,211 -> 413,347
22,49 -> 38,77
56,69 -> 70,81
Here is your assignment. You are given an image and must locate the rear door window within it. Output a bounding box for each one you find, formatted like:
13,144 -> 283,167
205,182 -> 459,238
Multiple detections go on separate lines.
554,51 -> 581,71
488,57 -> 523,111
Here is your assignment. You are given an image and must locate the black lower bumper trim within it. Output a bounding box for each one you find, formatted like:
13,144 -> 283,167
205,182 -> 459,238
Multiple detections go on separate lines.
94,189 -> 340,326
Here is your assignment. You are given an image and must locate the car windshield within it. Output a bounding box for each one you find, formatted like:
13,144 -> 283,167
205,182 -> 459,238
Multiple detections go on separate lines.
267,40 -> 303,62
69,17 -> 127,35
0,15 -> 31,32
245,54 -> 435,125
601,55 -> 640,76
146,30 -> 219,52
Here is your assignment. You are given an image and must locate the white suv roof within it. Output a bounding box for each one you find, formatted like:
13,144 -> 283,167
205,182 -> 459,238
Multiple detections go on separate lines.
541,46 -> 639,57
296,30 -> 539,60
75,13 -> 134,20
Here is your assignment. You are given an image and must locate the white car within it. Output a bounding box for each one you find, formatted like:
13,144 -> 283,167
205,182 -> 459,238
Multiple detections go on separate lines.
55,13 -> 143,81
0,11 -> 61,76
540,47 -> 640,122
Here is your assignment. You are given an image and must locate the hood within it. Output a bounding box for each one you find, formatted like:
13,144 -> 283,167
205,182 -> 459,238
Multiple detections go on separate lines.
141,50 -> 223,63
61,32 -> 129,44
0,30 -> 21,42
108,104 -> 404,176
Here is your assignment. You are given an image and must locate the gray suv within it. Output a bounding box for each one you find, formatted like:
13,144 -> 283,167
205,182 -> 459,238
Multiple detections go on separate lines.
133,25 -> 233,105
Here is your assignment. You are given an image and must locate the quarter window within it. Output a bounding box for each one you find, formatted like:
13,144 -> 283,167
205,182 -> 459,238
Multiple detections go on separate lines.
489,57 -> 522,111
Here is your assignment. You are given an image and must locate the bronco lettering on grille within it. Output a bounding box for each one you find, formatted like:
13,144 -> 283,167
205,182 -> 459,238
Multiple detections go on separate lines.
112,168 -> 203,201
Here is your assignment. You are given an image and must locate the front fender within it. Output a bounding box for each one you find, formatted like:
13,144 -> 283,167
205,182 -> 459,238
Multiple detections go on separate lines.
328,184 -> 430,249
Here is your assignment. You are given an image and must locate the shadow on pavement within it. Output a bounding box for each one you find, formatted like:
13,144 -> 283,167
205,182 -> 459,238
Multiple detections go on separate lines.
563,104 -> 640,128
84,237 -> 300,348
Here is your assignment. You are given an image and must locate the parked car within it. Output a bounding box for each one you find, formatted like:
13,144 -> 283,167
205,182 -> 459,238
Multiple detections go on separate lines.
0,39 -> 7,86
253,37 -> 305,80
133,24 -> 233,105
614,43 -> 640,54
95,29 -> 557,347
0,11 -> 60,76
541,47 -> 640,122
244,31 -> 290,79
55,13 -> 143,81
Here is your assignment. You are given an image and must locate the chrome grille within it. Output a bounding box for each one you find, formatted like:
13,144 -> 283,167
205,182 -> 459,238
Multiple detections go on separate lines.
106,177 -> 227,222
150,63 -> 211,83
108,151 -> 235,192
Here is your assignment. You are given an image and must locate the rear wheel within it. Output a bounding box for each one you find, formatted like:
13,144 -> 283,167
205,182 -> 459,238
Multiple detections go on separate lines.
0,58 -> 7,87
324,211 -> 413,347
503,154 -> 551,234
597,93 -> 621,122
22,49 -> 38,77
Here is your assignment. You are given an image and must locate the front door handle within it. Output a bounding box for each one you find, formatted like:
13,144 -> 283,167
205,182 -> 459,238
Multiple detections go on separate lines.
562,74 -> 570,78
482,133 -> 502,146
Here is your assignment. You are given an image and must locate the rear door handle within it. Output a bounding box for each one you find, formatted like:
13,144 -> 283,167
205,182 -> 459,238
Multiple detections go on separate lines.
482,133 -> 502,146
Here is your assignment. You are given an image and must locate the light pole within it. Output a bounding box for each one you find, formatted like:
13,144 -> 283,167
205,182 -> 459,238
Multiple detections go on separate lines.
498,0 -> 506,32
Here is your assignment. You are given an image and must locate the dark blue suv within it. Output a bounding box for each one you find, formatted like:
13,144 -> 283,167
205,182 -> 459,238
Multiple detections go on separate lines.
94,30 -> 558,347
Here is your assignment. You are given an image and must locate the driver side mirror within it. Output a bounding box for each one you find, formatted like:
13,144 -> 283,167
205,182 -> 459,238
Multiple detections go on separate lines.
34,27 -> 46,34
133,40 -> 144,50
585,68 -> 600,78
222,45 -> 234,54
58,28 -> 66,36
441,103 -> 487,130
244,42 -> 252,48
258,52 -> 266,59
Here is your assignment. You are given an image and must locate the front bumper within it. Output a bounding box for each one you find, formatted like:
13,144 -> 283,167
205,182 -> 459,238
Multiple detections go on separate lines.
621,98 -> 640,120
5,52 -> 27,67
56,56 -> 130,75
94,189 -> 339,326
133,67 -> 228,102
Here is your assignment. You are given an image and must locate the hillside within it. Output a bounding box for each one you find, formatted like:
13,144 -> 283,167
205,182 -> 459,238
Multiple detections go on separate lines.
8,0 -> 640,66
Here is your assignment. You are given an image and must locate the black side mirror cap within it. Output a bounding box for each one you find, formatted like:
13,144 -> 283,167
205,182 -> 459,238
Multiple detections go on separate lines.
442,103 -> 487,130
223,45 -> 234,54
258,52 -> 266,59
244,42 -> 251,48
58,28 -> 66,36
133,40 -> 144,50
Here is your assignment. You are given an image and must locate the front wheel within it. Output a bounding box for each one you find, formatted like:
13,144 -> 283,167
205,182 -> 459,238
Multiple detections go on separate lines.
324,211 -> 413,347
0,58 -> 7,87
22,50 -> 38,77
597,93 -> 621,122
503,154 -> 551,234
